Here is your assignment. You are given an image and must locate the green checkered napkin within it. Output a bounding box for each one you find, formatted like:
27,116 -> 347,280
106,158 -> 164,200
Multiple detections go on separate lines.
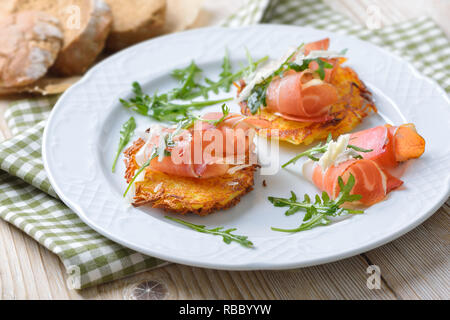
0,0 -> 449,289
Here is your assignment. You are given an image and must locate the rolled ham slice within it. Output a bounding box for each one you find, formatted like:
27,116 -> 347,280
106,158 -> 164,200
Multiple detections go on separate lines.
302,123 -> 424,206
266,70 -> 338,122
264,38 -> 341,122
305,159 -> 403,206
138,113 -> 268,179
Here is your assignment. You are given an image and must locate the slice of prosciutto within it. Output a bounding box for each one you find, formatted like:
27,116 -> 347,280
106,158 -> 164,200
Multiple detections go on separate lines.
265,38 -> 339,122
304,159 -> 403,206
266,70 -> 338,122
349,124 -> 425,168
136,113 -> 268,179
302,123 -> 424,206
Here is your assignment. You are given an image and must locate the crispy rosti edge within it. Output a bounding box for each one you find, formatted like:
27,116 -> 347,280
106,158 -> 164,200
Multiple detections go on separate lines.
239,64 -> 377,145
123,138 -> 257,216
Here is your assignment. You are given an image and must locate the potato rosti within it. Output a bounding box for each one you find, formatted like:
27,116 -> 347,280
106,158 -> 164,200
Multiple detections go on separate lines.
241,63 -> 376,145
239,38 -> 377,145
124,138 -> 257,215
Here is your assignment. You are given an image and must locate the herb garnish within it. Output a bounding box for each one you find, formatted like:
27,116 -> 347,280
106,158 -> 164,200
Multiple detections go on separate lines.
165,216 -> 254,248
281,133 -> 372,168
120,51 -> 268,123
269,174 -> 364,233
120,82 -> 232,123
288,59 -> 334,80
112,117 -> 136,172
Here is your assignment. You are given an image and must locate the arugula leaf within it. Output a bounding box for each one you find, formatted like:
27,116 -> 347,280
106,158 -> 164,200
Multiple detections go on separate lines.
347,144 -> 373,153
246,83 -> 268,114
218,49 -> 233,91
120,51 -> 268,123
120,81 -> 232,122
269,174 -> 364,233
112,117 -> 136,173
289,58 -> 334,80
170,61 -> 204,100
165,216 -> 254,248
207,104 -> 230,126
282,133 -> 332,168
119,82 -> 152,116
182,104 -> 231,129
182,55 -> 269,100
245,48 -> 256,75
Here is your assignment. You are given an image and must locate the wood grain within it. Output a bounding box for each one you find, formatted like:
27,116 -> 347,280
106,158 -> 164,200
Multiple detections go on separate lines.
0,0 -> 449,300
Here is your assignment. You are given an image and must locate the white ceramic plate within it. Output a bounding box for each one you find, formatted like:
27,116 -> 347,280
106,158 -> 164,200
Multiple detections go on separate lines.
43,25 -> 450,270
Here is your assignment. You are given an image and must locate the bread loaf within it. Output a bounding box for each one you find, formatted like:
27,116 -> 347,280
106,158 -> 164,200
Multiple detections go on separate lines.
0,11 -> 63,88
11,0 -> 112,75
104,0 -> 166,51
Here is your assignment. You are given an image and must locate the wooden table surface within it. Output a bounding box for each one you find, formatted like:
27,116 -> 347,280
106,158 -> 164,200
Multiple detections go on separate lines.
0,0 -> 449,300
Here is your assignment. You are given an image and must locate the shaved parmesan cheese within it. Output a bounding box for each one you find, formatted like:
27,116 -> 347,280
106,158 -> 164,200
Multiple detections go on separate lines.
237,47 -> 298,102
301,159 -> 315,182
318,134 -> 359,170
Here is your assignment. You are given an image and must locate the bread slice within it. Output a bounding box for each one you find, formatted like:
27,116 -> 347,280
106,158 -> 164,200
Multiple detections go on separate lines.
11,0 -> 112,75
104,0 -> 166,51
0,11 -> 63,88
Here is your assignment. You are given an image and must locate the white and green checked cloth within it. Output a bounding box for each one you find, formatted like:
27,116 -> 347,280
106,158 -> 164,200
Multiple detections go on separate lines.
1,0 -> 449,289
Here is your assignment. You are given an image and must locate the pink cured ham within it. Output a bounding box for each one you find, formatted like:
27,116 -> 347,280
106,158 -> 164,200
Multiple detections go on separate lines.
305,123 -> 425,206
266,70 -> 338,122
309,159 -> 403,206
265,38 -> 340,122
139,113 -> 268,179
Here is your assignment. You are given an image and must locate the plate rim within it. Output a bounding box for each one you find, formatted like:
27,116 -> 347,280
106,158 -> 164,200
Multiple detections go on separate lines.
42,24 -> 450,270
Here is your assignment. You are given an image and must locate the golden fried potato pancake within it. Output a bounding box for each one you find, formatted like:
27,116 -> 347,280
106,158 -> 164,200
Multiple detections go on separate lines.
124,139 -> 256,216
241,64 -> 377,145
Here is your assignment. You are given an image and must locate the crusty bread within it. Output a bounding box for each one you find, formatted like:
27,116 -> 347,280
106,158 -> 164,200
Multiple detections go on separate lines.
11,0 -> 112,75
104,0 -> 166,51
0,11 -> 63,88
0,0 -> 16,13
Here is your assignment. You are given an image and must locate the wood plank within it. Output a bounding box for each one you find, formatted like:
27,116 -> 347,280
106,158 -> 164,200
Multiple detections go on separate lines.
364,202 -> 450,299
0,220 -> 398,300
72,255 -> 396,300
